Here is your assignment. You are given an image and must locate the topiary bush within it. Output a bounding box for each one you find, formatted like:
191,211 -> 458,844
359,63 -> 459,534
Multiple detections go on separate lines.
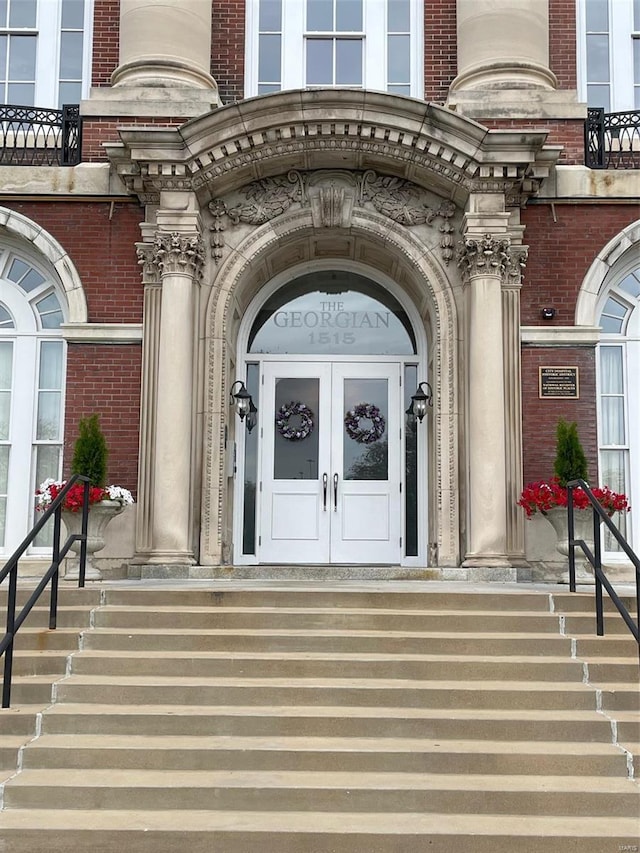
553,418 -> 588,488
70,414 -> 108,488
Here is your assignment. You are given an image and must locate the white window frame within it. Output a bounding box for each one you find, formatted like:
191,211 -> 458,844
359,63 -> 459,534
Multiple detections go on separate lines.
245,0 -> 423,98
0,0 -> 93,108
577,0 -> 638,111
596,263 -> 640,559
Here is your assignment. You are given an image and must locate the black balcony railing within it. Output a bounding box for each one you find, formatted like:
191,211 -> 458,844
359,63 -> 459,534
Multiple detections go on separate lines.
0,103 -> 82,166
585,107 -> 640,170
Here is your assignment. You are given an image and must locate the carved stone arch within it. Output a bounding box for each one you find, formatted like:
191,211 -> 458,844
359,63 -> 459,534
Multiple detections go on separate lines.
200,204 -> 461,567
576,219 -> 640,326
0,207 -> 87,322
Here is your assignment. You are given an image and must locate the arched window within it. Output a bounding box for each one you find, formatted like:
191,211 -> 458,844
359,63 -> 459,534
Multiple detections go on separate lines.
596,263 -> 640,553
0,244 -> 66,555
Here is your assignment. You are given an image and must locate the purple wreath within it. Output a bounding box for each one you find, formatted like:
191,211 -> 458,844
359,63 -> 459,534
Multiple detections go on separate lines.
276,401 -> 314,441
344,403 -> 386,444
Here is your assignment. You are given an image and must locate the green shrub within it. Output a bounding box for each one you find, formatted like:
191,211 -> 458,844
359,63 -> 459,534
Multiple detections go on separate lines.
553,419 -> 588,487
70,414 -> 108,488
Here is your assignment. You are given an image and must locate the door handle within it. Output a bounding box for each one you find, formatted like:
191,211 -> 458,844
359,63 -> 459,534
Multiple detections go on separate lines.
333,473 -> 339,511
322,473 -> 328,511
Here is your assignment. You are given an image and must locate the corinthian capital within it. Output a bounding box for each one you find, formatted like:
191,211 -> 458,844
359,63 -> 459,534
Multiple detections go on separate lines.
457,234 -> 511,280
136,242 -> 160,285
153,232 -> 205,280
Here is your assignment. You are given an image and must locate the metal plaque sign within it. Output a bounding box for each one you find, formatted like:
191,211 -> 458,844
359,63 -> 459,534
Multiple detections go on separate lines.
539,366 -> 580,399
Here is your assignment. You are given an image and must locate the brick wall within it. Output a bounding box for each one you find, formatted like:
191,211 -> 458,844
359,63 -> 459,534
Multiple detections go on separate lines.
65,344 -> 142,496
549,0 -> 578,90
92,0 -> 120,87
425,0 -> 457,104
521,204 -> 639,326
1,201 -> 143,323
521,346 -> 597,485
212,0 -> 245,104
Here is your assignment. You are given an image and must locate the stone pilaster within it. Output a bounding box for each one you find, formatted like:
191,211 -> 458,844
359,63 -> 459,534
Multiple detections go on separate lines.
132,200 -> 204,570
458,230 -> 512,566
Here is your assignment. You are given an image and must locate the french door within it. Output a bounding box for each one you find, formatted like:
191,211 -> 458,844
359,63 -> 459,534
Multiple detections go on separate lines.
259,361 -> 401,563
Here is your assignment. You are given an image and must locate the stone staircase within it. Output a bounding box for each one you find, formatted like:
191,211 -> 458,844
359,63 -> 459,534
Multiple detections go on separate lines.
0,582 -> 638,852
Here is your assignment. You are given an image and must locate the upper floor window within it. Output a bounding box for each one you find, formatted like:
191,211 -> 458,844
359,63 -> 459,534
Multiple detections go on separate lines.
246,0 -> 423,98
579,0 -> 640,111
0,0 -> 92,108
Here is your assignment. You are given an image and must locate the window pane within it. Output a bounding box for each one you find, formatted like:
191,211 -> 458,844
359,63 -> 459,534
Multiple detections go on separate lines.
258,83 -> 281,94
603,296 -> 627,318
7,81 -> 34,104
59,81 -> 81,107
586,33 -> 610,83
635,0 -> 640,28
274,377 -> 319,480
307,0 -> 332,31
619,273 -> 640,299
336,38 -> 361,84
33,445 -> 61,547
343,378 -> 388,481
0,392 -> 10,440
62,0 -> 85,29
600,448 -> 628,551
20,268 -> 45,292
0,341 -> 13,389
0,305 -> 14,327
35,293 -> 61,314
600,314 -> 623,333
587,83 -> 610,111
259,0 -> 281,31
336,0 -> 362,31
601,397 -> 625,445
8,35 -> 36,79
600,346 -> 623,394
39,341 -> 63,389
37,391 -> 61,439
258,33 -> 281,82
585,0 -> 608,32
0,2 -> 6,28
388,0 -> 410,31
387,84 -> 411,96
9,0 -> 36,28
307,38 -> 332,84
59,32 -> 83,79
388,34 -> 410,83
634,41 -> 640,86
0,446 -> 8,492
0,36 -> 7,81
40,310 -> 63,329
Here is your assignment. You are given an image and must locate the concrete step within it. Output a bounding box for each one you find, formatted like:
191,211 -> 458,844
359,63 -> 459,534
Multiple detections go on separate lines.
81,627 -> 574,655
52,674 -> 601,711
0,677 -> 55,705
20,733 -> 631,776
0,809 -> 638,853
4,768 -> 639,816
92,606 -> 562,632
38,703 -> 615,741
573,635 -> 640,658
4,651 -> 69,676
11,628 -> 88,651
60,650 -> 587,682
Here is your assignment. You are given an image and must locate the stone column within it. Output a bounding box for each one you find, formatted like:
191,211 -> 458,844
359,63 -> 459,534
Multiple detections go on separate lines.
452,0 -> 555,92
146,221 -> 204,566
113,0 -> 216,90
458,229 -> 513,566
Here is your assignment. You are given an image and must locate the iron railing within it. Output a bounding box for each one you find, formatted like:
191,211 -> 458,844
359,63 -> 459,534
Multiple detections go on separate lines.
566,478 -> 639,653
0,103 -> 82,166
585,107 -> 640,170
0,475 -> 90,708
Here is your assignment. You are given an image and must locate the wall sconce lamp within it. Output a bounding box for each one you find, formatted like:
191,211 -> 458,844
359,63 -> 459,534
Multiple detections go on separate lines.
406,382 -> 433,423
230,380 -> 257,432
541,307 -> 556,320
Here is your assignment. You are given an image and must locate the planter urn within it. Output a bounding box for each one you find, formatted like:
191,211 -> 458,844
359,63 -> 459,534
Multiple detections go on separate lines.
544,506 -> 596,582
62,500 -> 125,580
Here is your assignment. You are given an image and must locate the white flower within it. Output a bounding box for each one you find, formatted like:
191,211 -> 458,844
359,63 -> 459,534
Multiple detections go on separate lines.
105,485 -> 134,505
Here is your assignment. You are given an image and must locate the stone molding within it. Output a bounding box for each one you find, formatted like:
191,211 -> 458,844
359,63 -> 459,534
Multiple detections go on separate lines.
457,234 -> 528,283
105,91 -> 558,207
208,169 -> 457,266
61,323 -> 143,343
140,232 -> 206,280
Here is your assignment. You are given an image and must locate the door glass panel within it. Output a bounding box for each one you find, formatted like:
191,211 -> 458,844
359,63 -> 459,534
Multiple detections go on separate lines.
33,445 -> 61,547
0,341 -> 13,440
250,270 -> 416,355
343,378 -> 388,480
0,445 -> 8,548
404,364 -> 418,556
274,377 -> 319,480
242,364 -> 260,555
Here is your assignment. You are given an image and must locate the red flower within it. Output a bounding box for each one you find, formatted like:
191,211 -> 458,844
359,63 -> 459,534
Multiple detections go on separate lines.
36,481 -> 108,513
517,477 -> 629,518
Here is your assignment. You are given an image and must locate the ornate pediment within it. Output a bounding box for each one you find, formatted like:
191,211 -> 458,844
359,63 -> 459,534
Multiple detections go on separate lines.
207,169 -> 457,265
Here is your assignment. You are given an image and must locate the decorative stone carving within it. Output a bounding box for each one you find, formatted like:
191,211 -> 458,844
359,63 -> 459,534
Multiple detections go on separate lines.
208,170 -> 459,264
457,234 -> 528,283
136,242 -> 160,285
152,232 -> 205,280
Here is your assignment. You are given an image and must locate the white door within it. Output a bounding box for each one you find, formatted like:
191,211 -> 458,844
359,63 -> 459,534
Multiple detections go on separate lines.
259,361 -> 401,563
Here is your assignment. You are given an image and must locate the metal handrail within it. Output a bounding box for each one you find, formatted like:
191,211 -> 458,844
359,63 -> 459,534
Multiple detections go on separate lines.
0,103 -> 82,166
566,479 -> 639,649
0,475 -> 90,708
585,107 -> 640,170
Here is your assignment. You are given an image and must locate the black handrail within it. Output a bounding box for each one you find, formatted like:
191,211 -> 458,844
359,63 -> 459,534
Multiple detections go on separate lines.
0,475 -> 90,708
585,107 -> 640,170
566,479 -> 639,650
0,103 -> 82,166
